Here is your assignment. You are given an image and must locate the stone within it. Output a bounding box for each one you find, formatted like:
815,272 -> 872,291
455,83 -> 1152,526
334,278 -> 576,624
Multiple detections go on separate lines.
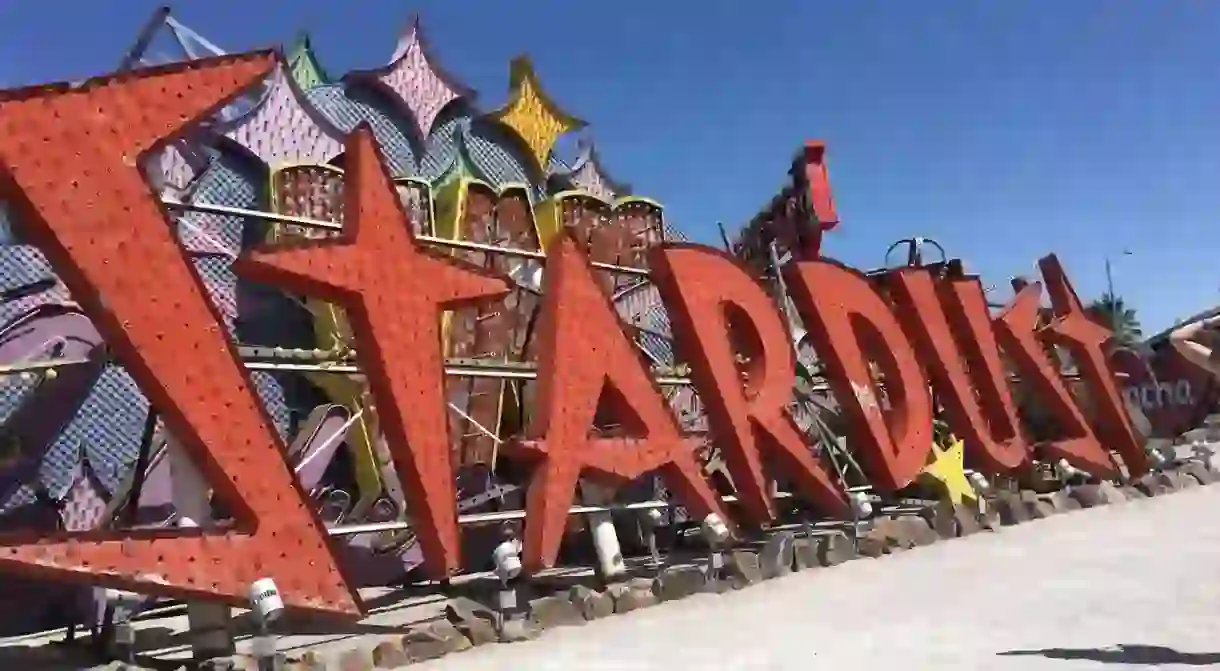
1068,484 -> 1106,508
298,651 -> 327,671
337,649 -> 372,671
445,596 -> 498,646
498,618 -> 542,643
1135,472 -> 1171,497
653,564 -> 707,601
923,500 -> 957,539
1170,470 -> 1199,489
760,532 -> 796,579
371,640 -> 408,668
1121,485 -> 1147,500
793,537 -> 821,569
870,518 -> 917,550
403,621 -> 471,662
1044,490 -> 1081,512
529,593 -> 586,628
995,491 -> 1031,526
954,504 -> 982,536
1180,460 -> 1216,485
976,500 -> 1001,531
725,549 -> 763,588
568,584 -> 615,620
856,531 -> 890,558
817,533 -> 857,566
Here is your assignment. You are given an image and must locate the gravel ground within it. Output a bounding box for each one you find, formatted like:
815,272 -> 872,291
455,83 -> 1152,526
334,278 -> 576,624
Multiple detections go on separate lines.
419,486 -> 1220,670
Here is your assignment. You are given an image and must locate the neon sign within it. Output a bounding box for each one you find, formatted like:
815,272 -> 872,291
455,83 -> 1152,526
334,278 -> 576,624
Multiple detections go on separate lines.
0,52 -> 1143,617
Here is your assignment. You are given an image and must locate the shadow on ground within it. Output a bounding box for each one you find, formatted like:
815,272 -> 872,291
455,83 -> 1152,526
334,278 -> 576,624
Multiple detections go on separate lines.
1000,644 -> 1220,665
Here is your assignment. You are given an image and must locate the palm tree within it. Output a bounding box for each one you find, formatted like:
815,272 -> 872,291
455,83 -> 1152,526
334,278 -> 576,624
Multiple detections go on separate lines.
1086,292 -> 1143,345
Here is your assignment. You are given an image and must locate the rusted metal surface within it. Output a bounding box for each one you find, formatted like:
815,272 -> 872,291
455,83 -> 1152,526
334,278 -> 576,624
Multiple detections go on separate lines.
445,185 -> 539,467
885,268 -> 1029,474
0,52 -> 362,615
784,259 -> 934,494
651,245 -> 850,525
503,237 -> 727,572
237,125 -> 511,580
1038,254 -> 1149,477
993,282 -> 1118,478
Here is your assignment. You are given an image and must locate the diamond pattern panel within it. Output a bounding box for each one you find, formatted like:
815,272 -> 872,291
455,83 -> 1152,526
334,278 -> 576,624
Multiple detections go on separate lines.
306,84 -> 417,176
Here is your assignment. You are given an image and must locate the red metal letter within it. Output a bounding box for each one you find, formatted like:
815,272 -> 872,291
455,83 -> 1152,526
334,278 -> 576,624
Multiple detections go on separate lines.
0,54 -> 363,615
993,281 -> 1117,477
237,126 -> 511,578
886,269 -> 1029,473
1038,254 -> 1149,476
783,260 -> 933,493
505,236 -> 729,572
650,244 -> 849,525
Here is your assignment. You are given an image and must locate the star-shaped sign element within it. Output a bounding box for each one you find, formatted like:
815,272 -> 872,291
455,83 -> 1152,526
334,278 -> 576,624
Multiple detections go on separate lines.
919,436 -> 977,506
236,124 -> 510,578
0,52 -> 365,615
486,56 -> 587,174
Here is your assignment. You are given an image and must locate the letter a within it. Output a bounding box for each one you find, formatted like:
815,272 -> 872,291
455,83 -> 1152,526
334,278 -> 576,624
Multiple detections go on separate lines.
650,245 -> 850,525
504,235 -> 730,573
886,268 -> 1029,473
784,260 -> 934,493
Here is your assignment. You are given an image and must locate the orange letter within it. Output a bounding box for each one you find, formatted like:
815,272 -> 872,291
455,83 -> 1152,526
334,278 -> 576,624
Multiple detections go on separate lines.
886,268 -> 1029,473
992,279 -> 1117,477
1038,255 -> 1148,476
505,236 -> 729,572
783,260 -> 933,493
650,245 -> 849,525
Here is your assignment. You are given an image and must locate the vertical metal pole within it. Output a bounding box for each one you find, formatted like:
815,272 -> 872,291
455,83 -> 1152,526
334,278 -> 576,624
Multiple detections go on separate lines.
1106,258 -> 1115,300
168,438 -> 234,661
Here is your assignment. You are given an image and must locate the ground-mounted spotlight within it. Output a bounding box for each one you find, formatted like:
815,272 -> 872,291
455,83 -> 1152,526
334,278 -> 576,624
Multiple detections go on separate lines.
639,507 -> 665,567
849,490 -> 874,519
967,471 -> 991,495
247,578 -> 285,671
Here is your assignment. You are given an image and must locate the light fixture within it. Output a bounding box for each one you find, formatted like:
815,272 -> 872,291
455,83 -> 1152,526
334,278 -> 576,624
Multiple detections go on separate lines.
700,512 -> 731,546
849,490 -> 873,518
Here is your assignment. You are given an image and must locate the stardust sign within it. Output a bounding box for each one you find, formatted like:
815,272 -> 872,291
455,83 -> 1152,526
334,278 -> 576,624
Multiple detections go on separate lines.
0,52 -> 1144,617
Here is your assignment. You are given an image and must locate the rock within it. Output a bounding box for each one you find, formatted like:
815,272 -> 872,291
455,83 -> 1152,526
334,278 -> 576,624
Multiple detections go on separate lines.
1168,470 -> 1199,489
444,596 -> 498,646
337,649 -> 372,671
298,651 -> 327,671
528,594 -> 585,629
871,517 -> 918,550
1135,472 -> 1172,497
856,533 -> 890,558
605,580 -> 657,613
759,532 -> 795,579
976,500 -> 1001,531
1121,485 -> 1147,500
568,584 -> 615,620
923,500 -> 957,539
995,491 -> 1030,525
1044,490 -> 1081,512
1068,484 -> 1102,508
403,621 -> 471,662
1180,460 -> 1216,485
371,640 -> 408,668
725,549 -> 763,588
954,504 -> 982,536
817,533 -> 857,566
653,565 -> 707,601
792,536 -> 820,569
498,617 -> 542,643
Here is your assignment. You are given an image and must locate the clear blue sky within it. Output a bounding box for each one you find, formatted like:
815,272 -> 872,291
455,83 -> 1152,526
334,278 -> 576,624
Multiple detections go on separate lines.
1,1 -> 1217,333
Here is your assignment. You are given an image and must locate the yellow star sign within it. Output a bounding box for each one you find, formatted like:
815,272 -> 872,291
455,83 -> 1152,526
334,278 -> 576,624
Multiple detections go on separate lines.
919,436 -> 977,506
487,56 -> 587,173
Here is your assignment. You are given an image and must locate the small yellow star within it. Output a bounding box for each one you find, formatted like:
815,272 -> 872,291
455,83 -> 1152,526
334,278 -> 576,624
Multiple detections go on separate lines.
486,56 -> 587,173
919,436 -> 977,506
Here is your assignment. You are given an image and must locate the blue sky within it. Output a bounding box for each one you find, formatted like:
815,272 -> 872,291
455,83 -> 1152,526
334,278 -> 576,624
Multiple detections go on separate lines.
1,1 -> 1218,333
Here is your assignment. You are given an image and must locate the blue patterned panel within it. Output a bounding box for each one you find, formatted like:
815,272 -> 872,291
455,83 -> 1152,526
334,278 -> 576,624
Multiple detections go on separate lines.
37,366 -> 148,498
464,118 -> 532,192
306,84 -> 417,177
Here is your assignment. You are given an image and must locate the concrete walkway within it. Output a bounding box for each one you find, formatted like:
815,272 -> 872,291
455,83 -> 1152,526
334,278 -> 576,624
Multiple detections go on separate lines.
419,485 -> 1220,670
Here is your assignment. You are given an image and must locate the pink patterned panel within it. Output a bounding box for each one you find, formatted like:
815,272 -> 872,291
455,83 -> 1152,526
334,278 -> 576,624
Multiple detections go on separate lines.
381,31 -> 463,140
223,66 -> 344,167
59,457 -> 109,532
